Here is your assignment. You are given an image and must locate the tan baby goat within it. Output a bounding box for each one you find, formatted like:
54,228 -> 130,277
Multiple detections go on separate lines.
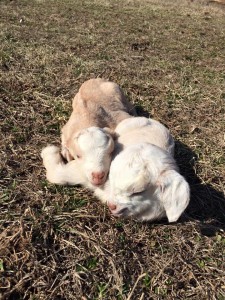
60,78 -> 135,186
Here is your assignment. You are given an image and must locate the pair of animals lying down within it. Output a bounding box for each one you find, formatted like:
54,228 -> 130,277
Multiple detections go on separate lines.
41,78 -> 190,223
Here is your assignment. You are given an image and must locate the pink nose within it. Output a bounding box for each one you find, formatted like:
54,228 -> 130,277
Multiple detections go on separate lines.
91,171 -> 105,181
108,202 -> 117,211
91,172 -> 106,185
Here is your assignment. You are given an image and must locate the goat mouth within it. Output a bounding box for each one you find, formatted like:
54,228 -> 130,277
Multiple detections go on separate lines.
111,207 -> 129,217
91,181 -> 105,186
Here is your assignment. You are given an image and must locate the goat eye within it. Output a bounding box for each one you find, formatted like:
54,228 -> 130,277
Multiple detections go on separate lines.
76,154 -> 81,159
131,191 -> 143,197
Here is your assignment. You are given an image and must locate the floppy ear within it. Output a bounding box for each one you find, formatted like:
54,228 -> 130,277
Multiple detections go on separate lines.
157,170 -> 190,222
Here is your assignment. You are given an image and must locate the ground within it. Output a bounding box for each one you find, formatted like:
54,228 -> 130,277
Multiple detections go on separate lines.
0,0 -> 225,299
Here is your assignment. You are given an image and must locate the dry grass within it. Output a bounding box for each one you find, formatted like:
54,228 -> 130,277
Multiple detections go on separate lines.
0,0 -> 225,299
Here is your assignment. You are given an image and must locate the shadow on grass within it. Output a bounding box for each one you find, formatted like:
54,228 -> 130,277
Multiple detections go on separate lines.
175,140 -> 225,235
135,105 -> 151,118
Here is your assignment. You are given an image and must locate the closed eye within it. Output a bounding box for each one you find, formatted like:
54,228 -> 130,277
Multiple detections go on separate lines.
131,190 -> 144,197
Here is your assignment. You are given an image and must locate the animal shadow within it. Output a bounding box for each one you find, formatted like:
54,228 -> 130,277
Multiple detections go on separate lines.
175,140 -> 225,235
134,104 -> 151,118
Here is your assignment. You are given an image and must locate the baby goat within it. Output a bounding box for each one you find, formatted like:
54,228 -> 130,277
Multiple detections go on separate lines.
61,78 -> 135,186
106,143 -> 189,223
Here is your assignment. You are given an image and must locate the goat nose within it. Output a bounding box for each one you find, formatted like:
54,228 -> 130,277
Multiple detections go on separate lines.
92,171 -> 105,180
108,203 -> 117,211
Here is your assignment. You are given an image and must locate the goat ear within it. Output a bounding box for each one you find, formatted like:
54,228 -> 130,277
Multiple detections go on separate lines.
157,170 -> 190,222
130,167 -> 150,194
103,127 -> 118,140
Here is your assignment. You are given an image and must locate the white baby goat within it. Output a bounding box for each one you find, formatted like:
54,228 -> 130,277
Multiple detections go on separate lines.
106,143 -> 190,223
61,78 -> 135,186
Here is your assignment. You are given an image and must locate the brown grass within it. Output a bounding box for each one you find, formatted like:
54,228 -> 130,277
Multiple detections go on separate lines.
0,0 -> 225,299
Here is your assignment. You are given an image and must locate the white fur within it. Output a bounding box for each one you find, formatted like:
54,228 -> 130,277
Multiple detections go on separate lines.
41,146 -> 87,186
71,127 -> 115,186
107,143 -> 190,222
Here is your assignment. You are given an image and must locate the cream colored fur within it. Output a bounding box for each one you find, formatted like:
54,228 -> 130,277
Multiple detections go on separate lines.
115,117 -> 175,156
61,78 -> 135,160
59,78 -> 135,186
